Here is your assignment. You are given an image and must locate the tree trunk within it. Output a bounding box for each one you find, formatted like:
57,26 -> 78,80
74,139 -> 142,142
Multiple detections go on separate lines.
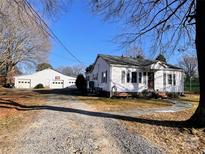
5,63 -> 13,84
188,0 -> 205,128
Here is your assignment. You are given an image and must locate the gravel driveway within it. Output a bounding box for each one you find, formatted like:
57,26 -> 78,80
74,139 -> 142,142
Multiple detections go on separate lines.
1,94 -> 164,154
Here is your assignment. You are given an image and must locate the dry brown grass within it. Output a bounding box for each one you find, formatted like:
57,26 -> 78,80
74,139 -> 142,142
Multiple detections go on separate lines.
121,94 -> 204,154
79,94 -> 203,153
0,88 -> 45,148
123,110 -> 205,154
180,94 -> 199,102
178,93 -> 199,110
76,96 -> 171,111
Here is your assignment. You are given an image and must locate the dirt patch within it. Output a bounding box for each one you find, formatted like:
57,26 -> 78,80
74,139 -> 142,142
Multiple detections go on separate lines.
123,108 -> 205,154
77,96 -> 171,112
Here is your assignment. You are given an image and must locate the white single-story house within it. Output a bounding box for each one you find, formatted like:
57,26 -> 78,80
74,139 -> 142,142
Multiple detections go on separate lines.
86,54 -> 184,95
14,68 -> 76,89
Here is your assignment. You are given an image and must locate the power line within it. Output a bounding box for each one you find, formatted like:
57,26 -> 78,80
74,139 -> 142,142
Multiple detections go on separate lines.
23,0 -> 84,65
50,51 -> 77,62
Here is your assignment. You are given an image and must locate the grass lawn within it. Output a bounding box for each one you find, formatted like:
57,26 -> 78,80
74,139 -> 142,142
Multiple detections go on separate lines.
76,96 -> 171,112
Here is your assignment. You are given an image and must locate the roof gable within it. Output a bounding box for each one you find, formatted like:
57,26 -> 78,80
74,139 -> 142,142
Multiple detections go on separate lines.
15,68 -> 76,79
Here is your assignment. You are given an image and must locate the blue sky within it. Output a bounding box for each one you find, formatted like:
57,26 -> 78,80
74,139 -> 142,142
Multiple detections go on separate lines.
48,1 -> 188,69
49,1 -> 122,68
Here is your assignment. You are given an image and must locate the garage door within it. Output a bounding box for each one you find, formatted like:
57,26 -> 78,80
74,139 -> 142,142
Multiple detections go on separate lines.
17,79 -> 31,88
50,80 -> 64,89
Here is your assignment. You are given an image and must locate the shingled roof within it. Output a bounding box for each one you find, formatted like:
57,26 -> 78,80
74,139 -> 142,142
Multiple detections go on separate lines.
98,54 -> 182,69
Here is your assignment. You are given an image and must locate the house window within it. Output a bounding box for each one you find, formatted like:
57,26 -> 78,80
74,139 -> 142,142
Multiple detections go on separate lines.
168,74 -> 172,85
163,73 -> 166,86
139,72 -> 142,83
173,74 -> 176,86
131,72 -> 137,83
143,72 -> 147,85
127,72 -> 130,83
121,71 -> 125,83
101,71 -> 107,83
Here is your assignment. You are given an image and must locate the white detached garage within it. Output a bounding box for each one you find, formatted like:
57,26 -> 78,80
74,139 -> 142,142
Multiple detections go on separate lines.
14,68 -> 76,89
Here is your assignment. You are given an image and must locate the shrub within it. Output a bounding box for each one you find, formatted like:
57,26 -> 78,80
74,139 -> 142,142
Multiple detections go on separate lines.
141,89 -> 156,98
166,92 -> 179,98
34,83 -> 44,89
76,74 -> 87,94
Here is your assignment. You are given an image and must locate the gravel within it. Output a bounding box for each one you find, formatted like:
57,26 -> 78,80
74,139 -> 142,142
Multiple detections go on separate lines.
1,94 -> 165,154
104,120 -> 164,154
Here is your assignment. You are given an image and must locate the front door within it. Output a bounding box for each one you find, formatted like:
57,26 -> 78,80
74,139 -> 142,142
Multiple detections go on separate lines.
148,72 -> 154,89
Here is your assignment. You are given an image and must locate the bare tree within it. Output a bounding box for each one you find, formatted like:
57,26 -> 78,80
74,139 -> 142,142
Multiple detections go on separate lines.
0,0 -> 70,33
0,1 -> 50,83
58,65 -> 85,77
124,45 -> 145,58
179,54 -> 198,78
89,0 -> 205,127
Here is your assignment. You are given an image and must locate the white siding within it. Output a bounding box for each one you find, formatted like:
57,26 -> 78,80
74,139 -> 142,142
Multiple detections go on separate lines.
110,66 -> 183,93
87,56 -> 184,93
150,61 -> 165,69
154,70 -> 184,92
110,66 -> 148,92
86,57 -> 110,91
14,68 -> 76,89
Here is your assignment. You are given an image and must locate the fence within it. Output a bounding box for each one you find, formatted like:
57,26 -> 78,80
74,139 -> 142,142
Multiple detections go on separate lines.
184,78 -> 200,93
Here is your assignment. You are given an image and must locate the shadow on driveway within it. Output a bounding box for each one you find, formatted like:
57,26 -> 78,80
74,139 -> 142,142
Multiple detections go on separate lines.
0,98 -> 192,129
33,88 -> 83,96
